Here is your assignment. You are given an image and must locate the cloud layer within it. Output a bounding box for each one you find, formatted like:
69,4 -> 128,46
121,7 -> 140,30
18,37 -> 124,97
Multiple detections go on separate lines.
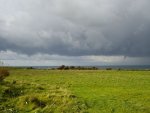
0,0 -> 150,61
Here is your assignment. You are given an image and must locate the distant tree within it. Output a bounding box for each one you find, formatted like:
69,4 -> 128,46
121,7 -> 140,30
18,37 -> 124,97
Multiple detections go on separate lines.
27,67 -> 34,69
58,65 -> 65,70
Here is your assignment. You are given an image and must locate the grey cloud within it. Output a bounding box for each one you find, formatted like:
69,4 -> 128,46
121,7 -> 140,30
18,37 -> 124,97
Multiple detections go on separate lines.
0,0 -> 150,57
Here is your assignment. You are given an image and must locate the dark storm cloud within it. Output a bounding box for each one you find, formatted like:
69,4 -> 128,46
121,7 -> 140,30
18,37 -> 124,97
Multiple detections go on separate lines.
0,0 -> 150,57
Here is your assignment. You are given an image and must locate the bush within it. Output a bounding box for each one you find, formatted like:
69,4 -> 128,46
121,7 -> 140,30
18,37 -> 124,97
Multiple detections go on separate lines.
0,69 -> 9,82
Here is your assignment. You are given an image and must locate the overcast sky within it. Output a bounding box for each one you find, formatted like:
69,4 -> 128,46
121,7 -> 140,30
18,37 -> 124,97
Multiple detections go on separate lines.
0,0 -> 150,66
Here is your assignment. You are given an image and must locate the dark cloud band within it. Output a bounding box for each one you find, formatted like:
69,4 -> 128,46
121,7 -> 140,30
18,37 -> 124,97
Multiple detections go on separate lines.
0,0 -> 150,57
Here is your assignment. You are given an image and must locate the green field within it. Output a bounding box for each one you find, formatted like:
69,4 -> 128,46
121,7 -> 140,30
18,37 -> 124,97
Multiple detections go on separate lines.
0,69 -> 150,113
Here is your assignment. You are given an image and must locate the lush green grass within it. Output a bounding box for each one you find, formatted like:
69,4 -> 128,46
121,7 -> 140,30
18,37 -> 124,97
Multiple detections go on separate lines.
0,69 -> 150,113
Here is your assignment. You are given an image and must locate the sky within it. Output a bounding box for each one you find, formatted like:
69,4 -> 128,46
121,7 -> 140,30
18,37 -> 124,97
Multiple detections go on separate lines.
0,0 -> 150,66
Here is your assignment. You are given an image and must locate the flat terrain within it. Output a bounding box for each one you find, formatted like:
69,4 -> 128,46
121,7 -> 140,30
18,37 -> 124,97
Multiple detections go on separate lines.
0,69 -> 150,113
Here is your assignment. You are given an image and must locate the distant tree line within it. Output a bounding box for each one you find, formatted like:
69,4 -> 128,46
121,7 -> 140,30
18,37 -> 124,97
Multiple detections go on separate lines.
57,65 -> 98,70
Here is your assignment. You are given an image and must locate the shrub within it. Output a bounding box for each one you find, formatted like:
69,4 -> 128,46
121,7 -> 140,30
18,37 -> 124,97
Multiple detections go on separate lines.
0,69 -> 9,82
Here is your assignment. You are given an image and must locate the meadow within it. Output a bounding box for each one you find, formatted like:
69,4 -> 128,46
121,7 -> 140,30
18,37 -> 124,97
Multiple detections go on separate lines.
0,68 -> 150,113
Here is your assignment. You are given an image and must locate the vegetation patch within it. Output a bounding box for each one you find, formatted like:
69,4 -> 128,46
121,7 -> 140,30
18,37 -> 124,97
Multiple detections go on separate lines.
16,86 -> 87,113
2,86 -> 24,98
0,80 -> 88,113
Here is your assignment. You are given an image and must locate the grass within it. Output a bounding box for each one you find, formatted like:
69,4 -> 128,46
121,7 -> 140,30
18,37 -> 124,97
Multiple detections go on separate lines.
0,69 -> 150,113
